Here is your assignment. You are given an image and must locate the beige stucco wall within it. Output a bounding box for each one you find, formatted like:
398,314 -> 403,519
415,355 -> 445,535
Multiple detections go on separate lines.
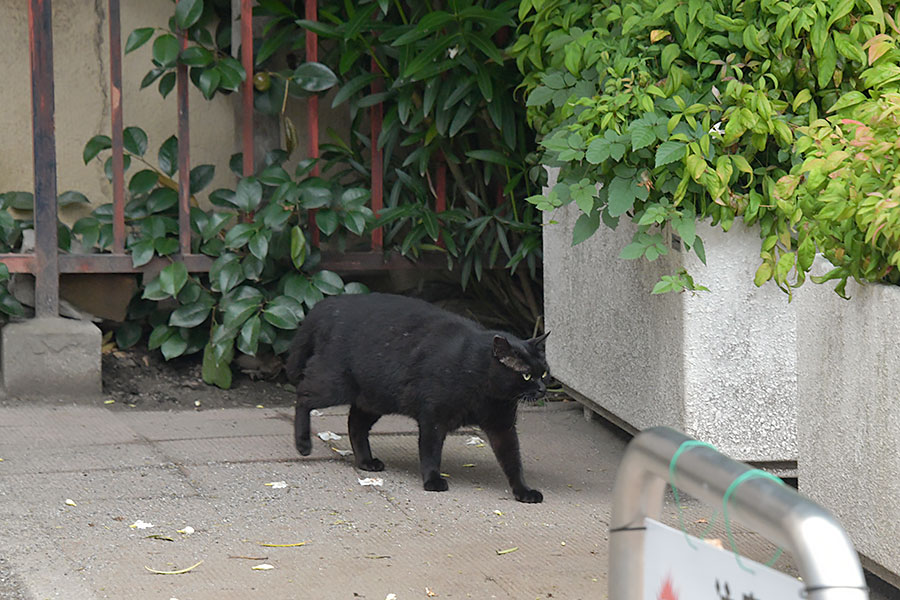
1,2 -> 243,224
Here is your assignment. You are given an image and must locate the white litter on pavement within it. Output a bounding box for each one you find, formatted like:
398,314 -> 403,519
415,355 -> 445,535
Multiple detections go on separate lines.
317,431 -> 341,441
358,477 -> 384,487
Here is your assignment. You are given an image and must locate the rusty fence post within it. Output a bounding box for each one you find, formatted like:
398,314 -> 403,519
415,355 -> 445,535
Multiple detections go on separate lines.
28,0 -> 60,318
176,17 -> 191,256
108,0 -> 126,254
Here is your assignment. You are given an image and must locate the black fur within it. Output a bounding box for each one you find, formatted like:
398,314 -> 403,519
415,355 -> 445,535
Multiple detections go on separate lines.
286,292 -> 549,503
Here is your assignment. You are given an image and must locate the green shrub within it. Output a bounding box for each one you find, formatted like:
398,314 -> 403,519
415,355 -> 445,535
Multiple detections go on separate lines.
513,0 -> 896,295
774,92 -> 900,297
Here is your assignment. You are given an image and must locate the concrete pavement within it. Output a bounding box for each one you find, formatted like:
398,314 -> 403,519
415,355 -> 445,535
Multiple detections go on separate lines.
0,399 -> 883,599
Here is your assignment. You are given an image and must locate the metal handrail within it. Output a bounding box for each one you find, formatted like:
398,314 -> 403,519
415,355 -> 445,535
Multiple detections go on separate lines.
609,426 -> 869,600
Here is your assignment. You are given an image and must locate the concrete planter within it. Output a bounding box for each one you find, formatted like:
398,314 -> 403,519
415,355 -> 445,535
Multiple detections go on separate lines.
542,170 -> 798,465
795,267 -> 900,585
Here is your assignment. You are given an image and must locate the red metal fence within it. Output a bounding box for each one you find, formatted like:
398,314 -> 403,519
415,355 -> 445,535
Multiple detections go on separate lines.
5,0 -> 445,320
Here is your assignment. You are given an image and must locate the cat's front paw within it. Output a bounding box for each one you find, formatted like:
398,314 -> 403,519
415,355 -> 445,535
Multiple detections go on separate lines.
423,477 -> 449,492
357,458 -> 385,472
514,488 -> 543,503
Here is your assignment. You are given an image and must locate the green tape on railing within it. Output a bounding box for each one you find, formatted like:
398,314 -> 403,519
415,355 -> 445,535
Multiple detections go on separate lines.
668,440 -> 718,550
722,469 -> 786,573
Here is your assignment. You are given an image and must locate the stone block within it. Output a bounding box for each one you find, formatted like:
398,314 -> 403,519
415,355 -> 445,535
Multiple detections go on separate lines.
1,317 -> 101,397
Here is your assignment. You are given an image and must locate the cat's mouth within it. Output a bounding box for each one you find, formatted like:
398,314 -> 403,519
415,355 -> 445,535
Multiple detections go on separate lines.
517,391 -> 546,406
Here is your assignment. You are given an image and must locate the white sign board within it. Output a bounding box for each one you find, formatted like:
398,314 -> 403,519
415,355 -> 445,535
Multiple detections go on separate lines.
643,519 -> 804,600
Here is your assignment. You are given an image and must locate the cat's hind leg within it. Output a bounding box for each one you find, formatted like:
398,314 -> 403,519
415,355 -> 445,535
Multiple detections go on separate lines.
293,364 -> 356,456
348,404 -> 384,471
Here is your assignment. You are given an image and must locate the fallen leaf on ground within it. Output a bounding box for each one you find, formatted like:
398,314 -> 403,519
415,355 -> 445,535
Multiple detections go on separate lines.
465,436 -> 485,446
493,510 -> 503,516
385,594 -> 398,600
130,520 -> 153,529
251,563 -> 275,570
144,560 -> 203,575
331,447 -> 352,456
704,538 -> 724,549
104,400 -> 115,405
358,477 -> 383,486
65,499 -> 77,507
257,541 -> 309,547
145,534 -> 175,542
318,431 -> 341,441
264,481 -> 288,489
176,526 -> 194,535
462,463 -> 475,468
495,547 -> 518,555
426,587 -> 437,597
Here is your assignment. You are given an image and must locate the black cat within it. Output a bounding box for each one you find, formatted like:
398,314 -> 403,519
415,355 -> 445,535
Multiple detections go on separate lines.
286,292 -> 549,503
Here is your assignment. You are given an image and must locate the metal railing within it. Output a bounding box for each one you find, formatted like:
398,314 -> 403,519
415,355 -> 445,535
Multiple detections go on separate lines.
9,0 -> 446,320
609,426 -> 869,600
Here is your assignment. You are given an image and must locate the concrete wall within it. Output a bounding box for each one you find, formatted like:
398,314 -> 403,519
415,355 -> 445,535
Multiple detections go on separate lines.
543,181 -> 798,463
0,2 -> 349,224
1,2 -> 238,223
796,262 -> 900,585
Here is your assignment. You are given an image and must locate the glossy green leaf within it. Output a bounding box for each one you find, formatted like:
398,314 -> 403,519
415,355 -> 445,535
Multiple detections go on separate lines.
263,296 -> 304,329
249,230 -> 270,261
202,337 -> 233,389
153,34 -> 179,68
312,270 -> 343,295
180,46 -> 214,67
290,226 -> 307,269
161,332 -> 189,360
234,177 -> 263,212
169,302 -> 212,328
190,164 -> 215,194
125,28 -> 154,54
224,223 -> 257,249
223,297 -> 260,331
129,170 -> 160,195
198,67 -> 220,99
292,62 -> 339,92
316,209 -> 339,235
175,0 -> 204,29
572,211 -> 600,245
237,315 -> 262,356
158,135 -> 179,177
123,126 -> 149,156
58,190 -> 90,207
159,261 -> 189,297
131,238 -> 156,269
148,324 -> 174,350
115,321 -> 142,349
83,135 -> 112,164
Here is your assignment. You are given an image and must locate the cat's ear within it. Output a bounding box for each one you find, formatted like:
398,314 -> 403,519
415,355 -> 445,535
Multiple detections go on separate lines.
528,331 -> 550,348
492,335 -> 529,373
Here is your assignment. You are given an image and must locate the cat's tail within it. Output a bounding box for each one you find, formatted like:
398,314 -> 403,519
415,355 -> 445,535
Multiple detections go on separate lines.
285,319 -> 315,384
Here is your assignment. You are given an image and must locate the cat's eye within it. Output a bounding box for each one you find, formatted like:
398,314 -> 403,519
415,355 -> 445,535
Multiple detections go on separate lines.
522,373 -> 532,381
